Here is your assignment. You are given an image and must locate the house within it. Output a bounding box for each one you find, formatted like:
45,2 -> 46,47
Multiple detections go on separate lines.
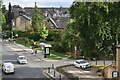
12,7 -> 70,31
15,15 -> 31,31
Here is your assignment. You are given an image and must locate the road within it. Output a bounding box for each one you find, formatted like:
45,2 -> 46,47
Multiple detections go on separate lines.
1,41 -> 49,80
0,39 -> 114,80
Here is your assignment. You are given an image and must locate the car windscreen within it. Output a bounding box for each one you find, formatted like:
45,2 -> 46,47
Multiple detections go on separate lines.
6,65 -> 14,69
77,61 -> 87,64
19,57 -> 26,59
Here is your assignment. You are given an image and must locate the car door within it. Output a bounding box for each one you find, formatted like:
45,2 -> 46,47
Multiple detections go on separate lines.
2,65 -> 6,72
76,61 -> 80,67
17,57 -> 19,62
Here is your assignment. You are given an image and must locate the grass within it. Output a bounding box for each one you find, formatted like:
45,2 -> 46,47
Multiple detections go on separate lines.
47,55 -> 62,59
50,50 -> 70,58
16,41 -> 31,47
68,56 -> 77,60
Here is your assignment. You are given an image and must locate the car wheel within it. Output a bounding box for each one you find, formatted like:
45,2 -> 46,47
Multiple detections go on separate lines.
80,66 -> 82,69
4,72 -> 7,74
18,61 -> 20,64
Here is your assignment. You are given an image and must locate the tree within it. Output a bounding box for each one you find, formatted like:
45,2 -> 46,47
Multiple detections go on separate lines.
2,14 -> 6,30
12,5 -> 21,8
6,2 -> 14,31
0,1 -> 2,32
2,5 -> 7,14
32,2 -> 48,39
62,2 -> 120,59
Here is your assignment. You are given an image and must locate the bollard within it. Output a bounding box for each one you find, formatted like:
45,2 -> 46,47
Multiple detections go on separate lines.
48,67 -> 50,73
52,64 -> 54,69
104,60 -> 105,66
54,70 -> 55,77
96,60 -> 97,65
59,74 -> 61,80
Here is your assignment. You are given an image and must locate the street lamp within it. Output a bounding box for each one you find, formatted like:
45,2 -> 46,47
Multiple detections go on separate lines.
74,46 -> 77,59
11,32 -> 13,40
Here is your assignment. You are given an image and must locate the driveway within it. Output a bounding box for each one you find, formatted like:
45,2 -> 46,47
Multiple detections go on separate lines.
57,65 -> 103,80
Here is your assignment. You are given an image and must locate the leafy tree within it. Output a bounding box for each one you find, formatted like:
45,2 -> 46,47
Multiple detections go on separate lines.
0,1 -> 2,32
32,2 -> 48,39
2,5 -> 7,14
12,5 -> 21,8
62,2 -> 120,59
1,4 -> 7,31
2,14 -> 6,30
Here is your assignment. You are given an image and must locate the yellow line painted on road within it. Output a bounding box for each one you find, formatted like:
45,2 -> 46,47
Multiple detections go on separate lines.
34,59 -> 41,61
44,59 -> 58,62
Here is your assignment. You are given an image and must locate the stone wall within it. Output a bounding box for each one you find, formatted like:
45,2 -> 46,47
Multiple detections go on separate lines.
104,64 -> 116,79
16,16 -> 31,31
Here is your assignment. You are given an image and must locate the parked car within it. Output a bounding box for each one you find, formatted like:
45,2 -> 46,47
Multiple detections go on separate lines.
74,59 -> 91,69
17,56 -> 28,64
2,62 -> 15,74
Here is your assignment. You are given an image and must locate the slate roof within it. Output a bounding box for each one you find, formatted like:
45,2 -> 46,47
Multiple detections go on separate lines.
12,7 -> 70,29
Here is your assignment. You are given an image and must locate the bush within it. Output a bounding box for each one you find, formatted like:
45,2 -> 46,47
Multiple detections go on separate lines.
53,43 -> 66,52
46,29 -> 62,41
3,30 -> 11,39
29,40 -> 34,46
26,33 -> 41,41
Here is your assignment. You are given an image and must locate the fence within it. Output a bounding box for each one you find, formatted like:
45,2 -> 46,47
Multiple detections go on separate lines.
89,60 -> 115,66
46,64 -> 69,80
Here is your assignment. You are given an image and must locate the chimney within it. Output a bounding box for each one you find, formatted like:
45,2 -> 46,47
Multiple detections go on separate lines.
52,7 -> 54,12
60,6 -> 62,11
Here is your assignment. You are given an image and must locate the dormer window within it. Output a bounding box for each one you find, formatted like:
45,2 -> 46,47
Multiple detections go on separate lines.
27,13 -> 29,16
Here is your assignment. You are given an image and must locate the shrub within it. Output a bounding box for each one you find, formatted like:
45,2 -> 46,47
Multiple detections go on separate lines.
26,33 -> 41,41
46,29 -> 62,41
29,39 -> 34,46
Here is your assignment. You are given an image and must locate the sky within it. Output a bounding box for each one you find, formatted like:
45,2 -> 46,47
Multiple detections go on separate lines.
3,0 -> 74,9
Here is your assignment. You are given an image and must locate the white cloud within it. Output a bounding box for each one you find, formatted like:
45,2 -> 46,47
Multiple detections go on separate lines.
9,0 -> 74,3
3,0 -> 74,8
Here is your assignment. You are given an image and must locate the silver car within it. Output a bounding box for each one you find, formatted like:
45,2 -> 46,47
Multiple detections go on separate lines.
17,56 -> 28,64
74,59 -> 91,69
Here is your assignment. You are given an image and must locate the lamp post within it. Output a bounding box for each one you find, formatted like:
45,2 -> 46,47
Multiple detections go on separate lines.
75,46 -> 77,59
11,31 -> 13,40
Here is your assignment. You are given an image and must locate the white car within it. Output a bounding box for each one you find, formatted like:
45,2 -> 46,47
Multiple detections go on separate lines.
2,62 -> 15,74
17,56 -> 28,64
74,59 -> 91,69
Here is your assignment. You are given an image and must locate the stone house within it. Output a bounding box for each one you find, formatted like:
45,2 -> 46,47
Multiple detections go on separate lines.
12,7 -> 70,31
15,15 -> 31,31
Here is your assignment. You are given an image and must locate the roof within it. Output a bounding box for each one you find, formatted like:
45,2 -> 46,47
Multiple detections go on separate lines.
22,15 -> 31,20
39,43 -> 52,47
76,59 -> 87,62
12,7 -> 70,29
4,62 -> 14,66
18,56 -> 26,57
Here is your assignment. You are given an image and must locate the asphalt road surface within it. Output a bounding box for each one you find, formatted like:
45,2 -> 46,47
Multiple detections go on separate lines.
1,41 -> 49,80
0,39 -> 114,80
